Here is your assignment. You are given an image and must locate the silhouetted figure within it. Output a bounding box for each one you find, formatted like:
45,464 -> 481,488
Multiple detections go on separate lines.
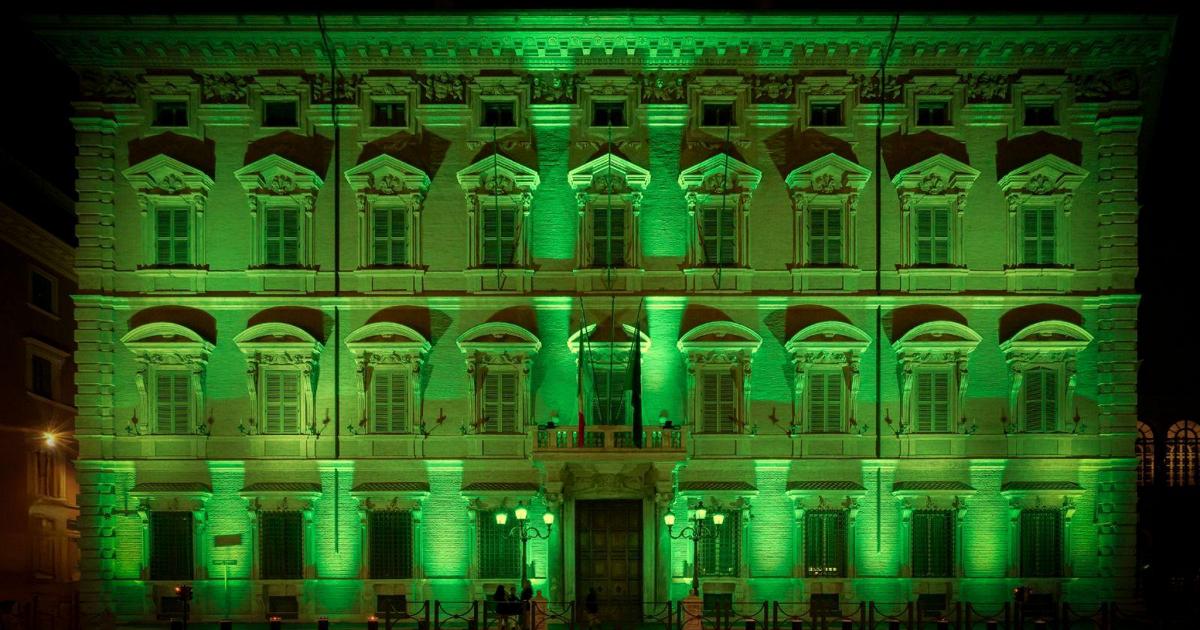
585,587 -> 600,629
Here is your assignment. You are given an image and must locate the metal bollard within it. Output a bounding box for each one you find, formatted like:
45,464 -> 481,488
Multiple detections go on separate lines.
841,619 -> 854,630
889,621 -> 901,630
985,622 -> 998,630
219,621 -> 233,630
746,618 -> 757,630
269,616 -> 283,630
319,617 -> 331,630
368,615 -> 380,630
170,621 -> 184,630
937,619 -> 950,630
790,618 -> 803,630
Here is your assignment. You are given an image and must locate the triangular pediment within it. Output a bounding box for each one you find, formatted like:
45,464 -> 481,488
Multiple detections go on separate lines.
677,153 -> 762,193
122,154 -> 214,195
890,153 -> 980,194
997,154 -> 1089,195
234,154 -> 323,194
784,153 -> 872,193
568,153 -> 651,191
456,154 -> 540,193
344,154 -> 430,195
567,323 -> 651,354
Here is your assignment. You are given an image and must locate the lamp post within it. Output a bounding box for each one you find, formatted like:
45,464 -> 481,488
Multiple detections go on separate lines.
497,502 -> 554,582
665,501 -> 725,596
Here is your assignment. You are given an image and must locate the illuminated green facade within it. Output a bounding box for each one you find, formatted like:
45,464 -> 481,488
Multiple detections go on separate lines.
32,12 -> 1171,625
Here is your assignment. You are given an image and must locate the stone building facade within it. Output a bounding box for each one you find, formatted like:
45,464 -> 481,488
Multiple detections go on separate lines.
32,12 -> 1171,625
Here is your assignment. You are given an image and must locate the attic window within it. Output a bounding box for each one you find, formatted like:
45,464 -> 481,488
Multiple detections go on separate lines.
701,102 -> 735,127
809,102 -> 843,127
592,101 -> 626,127
481,101 -> 516,127
1024,104 -> 1057,126
372,101 -> 407,128
153,101 -> 188,127
916,101 -> 950,126
263,100 -> 299,128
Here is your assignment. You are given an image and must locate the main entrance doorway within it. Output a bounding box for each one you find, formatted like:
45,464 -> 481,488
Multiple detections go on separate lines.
575,500 -> 643,623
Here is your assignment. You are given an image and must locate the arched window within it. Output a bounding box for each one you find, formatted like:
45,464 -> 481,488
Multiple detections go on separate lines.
1136,421 -> 1155,487
1166,420 -> 1200,487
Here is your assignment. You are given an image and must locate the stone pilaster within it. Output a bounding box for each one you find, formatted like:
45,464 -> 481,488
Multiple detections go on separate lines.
76,463 -> 122,626
1094,296 -> 1139,436
71,110 -> 119,292
1094,110 -> 1142,291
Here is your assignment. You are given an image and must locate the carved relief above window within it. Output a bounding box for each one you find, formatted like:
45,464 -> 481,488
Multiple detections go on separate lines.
999,321 -> 1093,434
456,154 -> 540,292
344,154 -> 431,274
784,153 -> 872,275
234,323 -> 323,436
891,154 -> 979,292
567,152 -> 651,275
893,321 -> 982,435
678,322 -> 762,435
121,322 -> 214,436
122,155 -> 214,272
234,154 -> 323,270
678,153 -> 762,291
345,323 -> 430,435
785,322 -> 872,435
456,323 -> 541,434
998,155 -> 1089,291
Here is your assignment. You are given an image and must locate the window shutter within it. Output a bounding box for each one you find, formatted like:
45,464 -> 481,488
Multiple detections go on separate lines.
1039,206 -> 1056,264
392,207 -> 408,265
932,207 -> 950,264
482,372 -> 518,433
499,372 -> 517,432
810,207 -> 843,265
155,371 -> 191,435
369,511 -> 414,579
719,206 -> 736,264
155,208 -> 173,264
149,512 -> 194,581
261,511 -> 304,580
1020,509 -> 1062,577
805,511 -> 846,577
264,207 -> 282,265
702,208 -> 720,264
915,206 -> 932,265
912,510 -> 954,578
1024,368 -> 1058,433
808,372 -> 827,433
916,371 -> 933,433
373,207 -> 392,265
931,371 -> 951,432
374,370 -> 410,433
171,207 -> 189,265
1022,206 -> 1040,264
701,371 -> 720,433
808,371 -> 844,433
282,207 -> 300,266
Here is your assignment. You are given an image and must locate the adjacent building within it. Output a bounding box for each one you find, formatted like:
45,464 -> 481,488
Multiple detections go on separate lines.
30,12 -> 1172,626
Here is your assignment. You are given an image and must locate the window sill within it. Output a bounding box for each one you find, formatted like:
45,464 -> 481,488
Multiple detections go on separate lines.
790,266 -> 862,292
26,391 -> 75,414
896,267 -> 968,292
353,267 -> 426,293
247,268 -> 318,293
1003,267 -> 1074,293
26,302 -> 61,321
135,267 -> 208,293
683,267 -> 752,292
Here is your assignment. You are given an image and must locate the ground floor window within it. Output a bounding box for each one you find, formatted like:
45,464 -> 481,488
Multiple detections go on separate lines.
912,510 -> 954,578
370,511 -> 414,579
477,511 -> 520,579
1020,509 -> 1062,577
150,511 -> 194,581
804,510 -> 847,577
260,511 -> 303,579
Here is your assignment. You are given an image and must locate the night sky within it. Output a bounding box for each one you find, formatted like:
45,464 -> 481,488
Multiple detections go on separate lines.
1,2 -> 1192,428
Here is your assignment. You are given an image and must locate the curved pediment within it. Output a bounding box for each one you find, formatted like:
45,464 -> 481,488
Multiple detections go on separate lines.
456,153 -> 540,194
1000,320 -> 1093,354
121,322 -> 213,354
677,153 -> 762,194
122,154 -> 214,195
234,154 -> 323,194
997,154 -> 1089,196
893,320 -> 982,354
456,322 -> 541,353
677,321 -> 762,353
234,322 -> 322,352
345,322 -> 431,354
890,153 -> 980,194
568,153 -> 651,191
783,153 -> 872,194
344,154 -> 430,195
567,323 -> 651,354
785,321 -> 872,354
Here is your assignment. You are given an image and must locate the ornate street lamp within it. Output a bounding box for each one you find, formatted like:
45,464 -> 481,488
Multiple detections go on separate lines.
665,501 -> 724,595
497,502 -> 554,582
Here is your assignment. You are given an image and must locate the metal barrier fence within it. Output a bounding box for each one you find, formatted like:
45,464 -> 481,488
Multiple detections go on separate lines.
378,599 -> 431,630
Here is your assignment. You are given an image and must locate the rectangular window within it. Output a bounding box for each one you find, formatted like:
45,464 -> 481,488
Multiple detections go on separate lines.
481,371 -> 518,433
154,371 -> 192,435
591,364 -> 628,425
34,517 -> 57,579
371,101 -> 407,128
804,510 -> 847,577
807,370 -> 844,433
701,102 -> 735,127
30,355 -> 54,399
372,369 -> 411,434
154,206 -> 191,266
262,370 -> 301,434
369,511 -> 414,579
808,206 -> 843,265
30,269 -> 56,314
263,205 -> 300,266
912,510 -> 954,578
1020,509 -> 1062,577
914,205 -> 951,265
477,511 -> 520,579
591,206 -> 626,267
916,101 -> 950,126
698,512 -> 740,577
809,102 -> 843,127
480,205 -> 517,266
1023,368 -> 1059,433
263,100 -> 299,128
34,450 -> 59,498
1021,205 -> 1056,266
150,512 -> 194,581
372,205 -> 408,266
153,101 -> 188,127
260,511 -> 304,580
1024,104 -> 1057,126
915,369 -> 952,433
592,101 -> 627,127
700,206 -> 736,266
481,101 -> 516,127
700,369 -> 737,434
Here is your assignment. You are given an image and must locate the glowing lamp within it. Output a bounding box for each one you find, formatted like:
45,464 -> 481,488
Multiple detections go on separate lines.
543,512 -> 554,526
712,513 -> 725,526
515,504 -> 528,521
496,512 -> 508,526
664,513 -> 676,527
695,506 -> 707,520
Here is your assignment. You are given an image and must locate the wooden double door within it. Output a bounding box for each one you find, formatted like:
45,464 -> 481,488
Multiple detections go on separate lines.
575,500 -> 643,623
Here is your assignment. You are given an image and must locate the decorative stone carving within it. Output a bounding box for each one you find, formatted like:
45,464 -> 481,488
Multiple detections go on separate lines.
893,321 -> 982,434
856,73 -> 902,103
78,69 -> 139,103
1070,69 -> 1139,102
964,73 -> 1013,103
529,73 -> 579,104
890,153 -> 980,269
638,72 -> 687,104
307,72 -> 364,104
417,72 -> 468,104
233,323 -> 323,435
199,72 -> 253,104
786,322 -> 872,434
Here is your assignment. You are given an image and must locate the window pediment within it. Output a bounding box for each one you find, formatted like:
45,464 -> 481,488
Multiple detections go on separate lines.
893,321 -> 981,360
456,154 -> 540,207
241,481 -> 322,512
123,154 -> 214,197
568,153 -> 651,194
891,153 -> 980,206
568,323 -> 650,355
456,322 -> 541,355
678,153 -> 762,208
122,322 -> 214,361
1000,481 -> 1084,514
1000,320 -> 1092,362
998,154 -> 1088,198
786,481 -> 866,511
891,481 -> 976,511
351,482 -> 430,511
234,323 -> 323,358
344,154 -> 430,200
785,321 -> 871,361
677,321 -> 763,356
784,153 -> 871,200
234,154 -> 323,202
345,322 -> 431,359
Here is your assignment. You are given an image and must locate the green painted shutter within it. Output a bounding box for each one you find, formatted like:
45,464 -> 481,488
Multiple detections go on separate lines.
702,207 -> 720,264
1022,206 -> 1057,265
260,511 -> 304,579
369,511 -> 414,579
1039,205 -> 1056,264
373,207 -> 391,265
916,206 -> 932,265
916,370 -> 952,433
592,206 -> 626,267
807,371 -> 843,433
373,370 -> 410,433
699,511 -> 740,577
263,371 -> 301,434
932,371 -> 951,432
482,372 -> 517,433
1024,368 -> 1058,433
912,510 -> 954,577
805,511 -> 847,577
478,511 -> 520,579
281,207 -> 300,266
810,207 -> 843,265
264,207 -> 281,265
482,205 -> 517,266
149,512 -> 193,581
154,371 -> 191,435
932,206 -> 950,264
1020,509 -> 1062,577
155,207 -> 190,265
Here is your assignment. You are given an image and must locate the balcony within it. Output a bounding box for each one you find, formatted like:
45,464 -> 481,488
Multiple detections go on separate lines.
535,424 -> 685,456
